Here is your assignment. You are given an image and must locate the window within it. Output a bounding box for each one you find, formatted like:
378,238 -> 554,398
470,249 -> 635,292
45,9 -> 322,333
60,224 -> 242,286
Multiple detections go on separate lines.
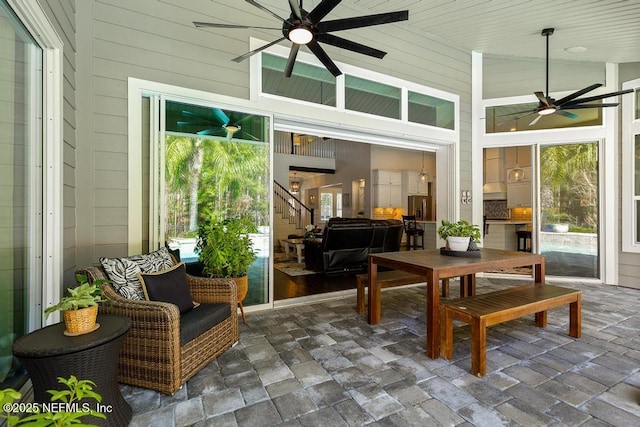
262,53 -> 336,106
622,79 -> 640,252
485,102 -> 603,133
0,0 -> 45,390
345,75 -> 400,119
320,192 -> 333,221
408,91 -> 455,130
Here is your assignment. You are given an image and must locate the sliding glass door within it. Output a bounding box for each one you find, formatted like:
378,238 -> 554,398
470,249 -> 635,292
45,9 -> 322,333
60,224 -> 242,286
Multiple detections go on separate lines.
539,142 -> 599,278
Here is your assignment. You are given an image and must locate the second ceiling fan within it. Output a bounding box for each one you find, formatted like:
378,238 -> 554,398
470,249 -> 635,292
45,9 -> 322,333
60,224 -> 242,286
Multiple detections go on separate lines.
513,28 -> 633,126
194,0 -> 408,77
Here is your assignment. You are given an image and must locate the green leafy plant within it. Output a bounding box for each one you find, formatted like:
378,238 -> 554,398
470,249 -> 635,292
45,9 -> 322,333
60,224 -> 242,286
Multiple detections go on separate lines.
197,216 -> 258,278
44,274 -> 108,318
437,220 -> 481,242
1,375 -> 106,426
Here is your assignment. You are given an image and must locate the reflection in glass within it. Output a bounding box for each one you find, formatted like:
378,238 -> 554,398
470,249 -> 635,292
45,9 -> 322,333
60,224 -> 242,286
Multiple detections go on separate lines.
636,89 -> 640,120
486,102 -> 602,133
539,143 -> 599,278
408,91 -> 454,130
0,2 -> 43,390
262,53 -> 336,106
635,134 -> 640,196
345,75 -> 401,119
164,101 -> 271,306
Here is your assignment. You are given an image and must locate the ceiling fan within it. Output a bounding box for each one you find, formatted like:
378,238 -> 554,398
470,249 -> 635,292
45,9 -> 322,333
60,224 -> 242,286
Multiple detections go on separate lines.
177,108 -> 258,140
193,0 -> 409,77
511,28 -> 633,126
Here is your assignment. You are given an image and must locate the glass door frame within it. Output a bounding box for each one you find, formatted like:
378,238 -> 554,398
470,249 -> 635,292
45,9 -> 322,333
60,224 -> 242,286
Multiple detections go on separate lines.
128,78 -> 275,312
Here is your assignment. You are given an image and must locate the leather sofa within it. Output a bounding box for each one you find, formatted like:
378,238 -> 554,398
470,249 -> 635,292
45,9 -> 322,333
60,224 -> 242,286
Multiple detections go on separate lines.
304,218 -> 403,274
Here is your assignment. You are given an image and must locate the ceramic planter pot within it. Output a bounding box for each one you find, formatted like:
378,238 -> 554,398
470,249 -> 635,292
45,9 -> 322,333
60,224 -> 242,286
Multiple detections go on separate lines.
447,236 -> 470,252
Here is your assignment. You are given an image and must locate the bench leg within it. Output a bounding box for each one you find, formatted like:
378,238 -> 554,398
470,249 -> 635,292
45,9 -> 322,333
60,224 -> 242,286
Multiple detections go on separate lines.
440,305 -> 454,359
535,311 -> 547,327
569,294 -> 582,338
356,278 -> 365,315
471,318 -> 487,377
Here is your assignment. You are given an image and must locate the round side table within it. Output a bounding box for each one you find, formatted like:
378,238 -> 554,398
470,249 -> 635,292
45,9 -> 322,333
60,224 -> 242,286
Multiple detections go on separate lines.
13,315 -> 132,427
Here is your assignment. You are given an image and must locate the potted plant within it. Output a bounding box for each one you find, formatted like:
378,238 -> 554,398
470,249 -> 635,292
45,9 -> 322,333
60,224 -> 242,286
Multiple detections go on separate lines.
44,274 -> 108,336
437,220 -> 481,251
197,216 -> 258,322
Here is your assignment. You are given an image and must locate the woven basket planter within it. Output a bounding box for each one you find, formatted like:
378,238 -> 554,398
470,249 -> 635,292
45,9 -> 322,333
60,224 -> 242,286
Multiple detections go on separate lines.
63,305 -> 99,335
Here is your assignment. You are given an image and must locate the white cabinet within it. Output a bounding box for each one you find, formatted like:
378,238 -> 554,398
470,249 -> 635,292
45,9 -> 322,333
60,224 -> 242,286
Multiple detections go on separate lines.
403,170 -> 428,195
507,182 -> 532,207
373,170 -> 402,207
504,146 -> 532,168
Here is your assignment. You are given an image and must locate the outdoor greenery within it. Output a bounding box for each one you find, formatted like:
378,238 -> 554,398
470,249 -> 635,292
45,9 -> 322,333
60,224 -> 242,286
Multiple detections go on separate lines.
197,216 -> 258,278
1,375 -> 105,426
164,135 -> 269,238
44,275 -> 107,318
540,143 -> 598,233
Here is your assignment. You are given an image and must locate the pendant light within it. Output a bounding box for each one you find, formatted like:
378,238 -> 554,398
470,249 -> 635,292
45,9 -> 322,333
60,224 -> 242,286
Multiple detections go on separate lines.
290,173 -> 300,194
419,152 -> 430,182
508,148 -> 525,182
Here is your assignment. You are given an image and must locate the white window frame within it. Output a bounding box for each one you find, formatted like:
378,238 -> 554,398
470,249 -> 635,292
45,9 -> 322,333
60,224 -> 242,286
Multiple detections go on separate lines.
622,78 -> 640,252
7,0 -> 64,328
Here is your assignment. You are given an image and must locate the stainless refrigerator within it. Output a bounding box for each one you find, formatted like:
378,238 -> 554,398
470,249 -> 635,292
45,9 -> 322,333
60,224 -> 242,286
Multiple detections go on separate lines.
408,195 -> 433,221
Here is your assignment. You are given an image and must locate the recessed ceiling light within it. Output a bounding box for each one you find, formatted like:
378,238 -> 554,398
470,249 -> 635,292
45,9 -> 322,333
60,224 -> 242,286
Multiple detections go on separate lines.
564,46 -> 587,53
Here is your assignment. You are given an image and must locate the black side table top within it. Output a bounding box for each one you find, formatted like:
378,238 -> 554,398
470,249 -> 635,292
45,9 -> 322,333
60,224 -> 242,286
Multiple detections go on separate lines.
13,315 -> 131,358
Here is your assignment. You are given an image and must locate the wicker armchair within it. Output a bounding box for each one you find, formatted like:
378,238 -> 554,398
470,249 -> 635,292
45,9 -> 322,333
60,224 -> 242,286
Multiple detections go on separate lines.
76,264 -> 238,395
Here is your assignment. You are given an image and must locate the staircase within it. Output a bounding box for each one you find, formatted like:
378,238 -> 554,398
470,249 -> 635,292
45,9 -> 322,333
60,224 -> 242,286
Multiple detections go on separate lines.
274,181 -> 314,251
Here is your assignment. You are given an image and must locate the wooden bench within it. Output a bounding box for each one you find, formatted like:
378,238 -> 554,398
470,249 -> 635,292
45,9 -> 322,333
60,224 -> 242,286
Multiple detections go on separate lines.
440,284 -> 581,377
356,270 -> 452,315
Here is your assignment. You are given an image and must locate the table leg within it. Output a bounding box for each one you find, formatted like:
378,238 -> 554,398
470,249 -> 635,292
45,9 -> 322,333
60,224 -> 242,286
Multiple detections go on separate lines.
459,274 -> 476,297
426,270 -> 439,358
569,294 -> 582,338
283,240 -> 291,259
367,258 -> 380,325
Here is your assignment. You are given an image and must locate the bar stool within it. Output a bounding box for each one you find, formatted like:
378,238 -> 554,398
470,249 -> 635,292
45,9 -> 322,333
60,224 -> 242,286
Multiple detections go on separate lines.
516,230 -> 532,252
402,215 -> 424,250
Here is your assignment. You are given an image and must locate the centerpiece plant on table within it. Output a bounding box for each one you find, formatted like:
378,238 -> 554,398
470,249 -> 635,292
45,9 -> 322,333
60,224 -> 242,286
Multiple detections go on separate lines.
437,220 -> 481,251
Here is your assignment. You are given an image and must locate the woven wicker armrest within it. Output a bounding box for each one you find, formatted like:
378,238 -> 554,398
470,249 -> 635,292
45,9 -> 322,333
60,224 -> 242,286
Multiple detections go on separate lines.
99,283 -> 180,325
186,274 -> 237,305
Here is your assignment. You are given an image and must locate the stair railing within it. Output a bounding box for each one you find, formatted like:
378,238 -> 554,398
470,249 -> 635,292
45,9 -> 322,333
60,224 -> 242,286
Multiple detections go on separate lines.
274,181 -> 314,232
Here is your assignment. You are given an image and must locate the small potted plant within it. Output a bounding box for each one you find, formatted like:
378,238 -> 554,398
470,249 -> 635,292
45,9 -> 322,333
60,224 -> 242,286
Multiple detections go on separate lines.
437,220 -> 481,252
197,216 -> 258,323
44,274 -> 108,336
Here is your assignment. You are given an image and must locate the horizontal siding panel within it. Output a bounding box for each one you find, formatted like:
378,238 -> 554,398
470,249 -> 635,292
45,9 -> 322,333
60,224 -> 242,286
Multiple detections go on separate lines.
92,132 -> 127,153
95,225 -> 128,245
95,170 -> 127,189
92,112 -> 126,136
93,152 -> 127,172
94,188 -> 127,208
95,207 -> 127,226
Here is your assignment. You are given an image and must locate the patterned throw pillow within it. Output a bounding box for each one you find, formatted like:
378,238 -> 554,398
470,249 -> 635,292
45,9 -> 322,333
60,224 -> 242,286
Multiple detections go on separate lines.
100,247 -> 175,300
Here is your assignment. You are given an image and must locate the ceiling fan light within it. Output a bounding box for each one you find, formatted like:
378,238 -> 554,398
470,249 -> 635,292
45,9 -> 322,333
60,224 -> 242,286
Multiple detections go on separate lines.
225,124 -> 239,133
538,107 -> 556,116
288,27 -> 313,45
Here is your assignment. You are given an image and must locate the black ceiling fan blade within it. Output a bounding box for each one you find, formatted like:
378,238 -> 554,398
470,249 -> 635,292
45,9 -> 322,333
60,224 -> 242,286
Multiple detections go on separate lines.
232,37 -> 286,62
177,120 -> 216,127
562,89 -> 634,106
534,91 -> 551,107
288,0 -> 303,20
307,40 -> 341,76
318,10 -> 408,33
245,0 -> 291,25
496,109 -> 536,117
197,128 -> 226,136
284,44 -> 300,77
307,0 -> 342,24
555,83 -> 602,106
316,33 -> 386,58
560,103 -> 621,109
193,22 -> 280,30
212,108 -> 230,125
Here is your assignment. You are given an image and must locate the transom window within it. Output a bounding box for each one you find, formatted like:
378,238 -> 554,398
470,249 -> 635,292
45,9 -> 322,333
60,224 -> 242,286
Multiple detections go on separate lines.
485,102 -> 603,133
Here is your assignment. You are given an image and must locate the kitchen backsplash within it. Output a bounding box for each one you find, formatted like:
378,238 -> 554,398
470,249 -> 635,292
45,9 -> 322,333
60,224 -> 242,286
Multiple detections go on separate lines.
484,200 -> 509,219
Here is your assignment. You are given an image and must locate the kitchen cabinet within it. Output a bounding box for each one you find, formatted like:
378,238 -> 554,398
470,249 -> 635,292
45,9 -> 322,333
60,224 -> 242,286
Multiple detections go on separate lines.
403,171 -> 428,195
504,146 -> 532,168
373,170 -> 402,207
507,182 -> 531,207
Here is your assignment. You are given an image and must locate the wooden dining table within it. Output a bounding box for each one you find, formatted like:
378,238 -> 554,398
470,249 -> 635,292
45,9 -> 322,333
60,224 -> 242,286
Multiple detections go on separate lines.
367,248 -> 545,359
